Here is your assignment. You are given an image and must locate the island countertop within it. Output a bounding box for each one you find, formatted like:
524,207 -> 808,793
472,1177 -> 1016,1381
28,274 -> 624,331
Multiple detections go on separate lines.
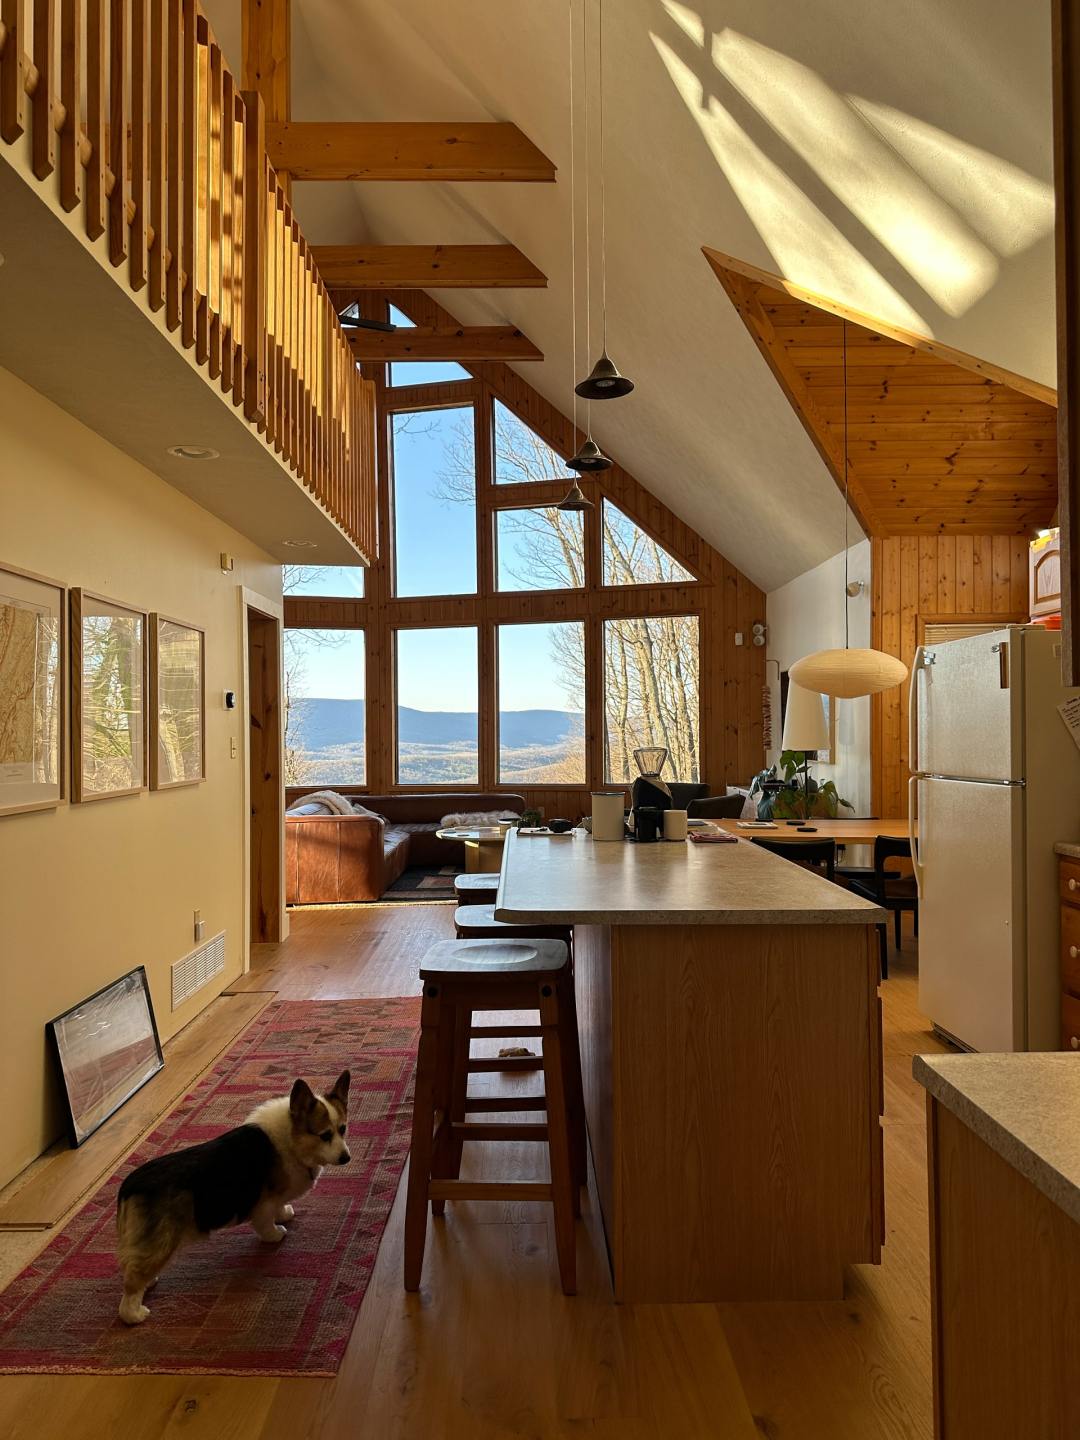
494,828 -> 885,926
914,1051 -> 1080,1225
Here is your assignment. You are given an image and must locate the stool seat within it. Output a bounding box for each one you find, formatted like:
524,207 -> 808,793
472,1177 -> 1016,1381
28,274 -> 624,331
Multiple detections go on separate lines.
454,871 -> 500,894
453,904 -> 571,944
420,936 -> 568,979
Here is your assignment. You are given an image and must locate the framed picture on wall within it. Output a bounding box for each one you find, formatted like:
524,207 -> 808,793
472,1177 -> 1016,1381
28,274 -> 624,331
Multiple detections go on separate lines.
0,563 -> 65,817
71,589 -> 147,803
149,615 -> 206,789
46,966 -> 164,1146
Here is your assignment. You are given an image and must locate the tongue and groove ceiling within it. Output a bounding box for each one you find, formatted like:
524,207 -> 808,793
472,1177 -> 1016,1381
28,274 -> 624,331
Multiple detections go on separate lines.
205,0 -> 1057,591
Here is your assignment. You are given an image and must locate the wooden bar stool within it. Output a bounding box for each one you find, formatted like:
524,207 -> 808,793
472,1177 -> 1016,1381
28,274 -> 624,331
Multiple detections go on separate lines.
453,903 -> 571,946
404,937 -> 583,1295
454,872 -> 500,905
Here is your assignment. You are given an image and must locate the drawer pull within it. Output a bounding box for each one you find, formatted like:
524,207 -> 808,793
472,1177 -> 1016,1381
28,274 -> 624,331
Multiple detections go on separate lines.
1072,946 -> 1079,960
1072,1036 -> 1080,1051
1070,879 -> 1078,892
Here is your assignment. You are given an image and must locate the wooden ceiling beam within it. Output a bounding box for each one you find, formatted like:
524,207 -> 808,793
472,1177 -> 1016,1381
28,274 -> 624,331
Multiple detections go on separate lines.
266,121 -> 556,182
343,324 -> 542,362
311,244 -> 546,289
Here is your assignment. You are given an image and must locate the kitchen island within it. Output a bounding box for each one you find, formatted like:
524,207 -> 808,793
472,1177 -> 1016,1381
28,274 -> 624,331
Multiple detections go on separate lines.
495,829 -> 886,1303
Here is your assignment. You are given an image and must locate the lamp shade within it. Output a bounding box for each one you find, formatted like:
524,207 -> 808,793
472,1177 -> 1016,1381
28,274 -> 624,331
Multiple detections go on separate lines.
790,648 -> 908,700
781,683 -> 830,752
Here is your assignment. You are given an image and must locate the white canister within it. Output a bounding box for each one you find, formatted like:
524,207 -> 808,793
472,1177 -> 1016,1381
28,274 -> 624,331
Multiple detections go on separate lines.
591,791 -> 626,842
663,809 -> 688,841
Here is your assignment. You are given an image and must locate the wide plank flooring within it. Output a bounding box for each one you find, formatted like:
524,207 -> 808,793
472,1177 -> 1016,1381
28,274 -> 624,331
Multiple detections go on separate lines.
0,903 -> 947,1439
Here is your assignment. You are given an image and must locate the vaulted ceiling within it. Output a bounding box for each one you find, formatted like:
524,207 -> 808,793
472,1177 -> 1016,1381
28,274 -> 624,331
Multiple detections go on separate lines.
204,0 -> 1057,590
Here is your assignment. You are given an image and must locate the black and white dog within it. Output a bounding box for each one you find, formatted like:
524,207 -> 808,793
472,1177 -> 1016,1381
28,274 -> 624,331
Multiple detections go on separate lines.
115,1071 -> 351,1324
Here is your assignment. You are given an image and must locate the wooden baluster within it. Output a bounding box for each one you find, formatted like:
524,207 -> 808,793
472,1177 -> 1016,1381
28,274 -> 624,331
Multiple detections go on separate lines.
147,0 -> 164,307
194,14 -> 208,362
1,0 -> 28,141
275,187 -> 285,455
231,92 -> 245,405
164,0 -> 181,327
129,0 -> 148,288
179,0 -> 196,342
219,66 -> 234,393
108,0 -> 127,263
263,162 -> 275,437
59,0 -> 82,207
32,0 -> 56,177
84,0 -> 107,236
240,92 -> 265,424
207,38 -> 221,377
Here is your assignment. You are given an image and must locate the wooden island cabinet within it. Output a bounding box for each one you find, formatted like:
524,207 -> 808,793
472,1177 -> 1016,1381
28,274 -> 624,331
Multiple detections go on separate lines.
916,1052 -> 1080,1439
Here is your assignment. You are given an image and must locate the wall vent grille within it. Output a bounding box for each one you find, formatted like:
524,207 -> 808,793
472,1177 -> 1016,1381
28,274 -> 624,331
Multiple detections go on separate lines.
171,931 -> 226,1009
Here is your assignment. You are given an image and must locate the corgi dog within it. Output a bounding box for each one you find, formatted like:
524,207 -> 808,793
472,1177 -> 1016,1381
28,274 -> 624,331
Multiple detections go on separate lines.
115,1070 -> 351,1325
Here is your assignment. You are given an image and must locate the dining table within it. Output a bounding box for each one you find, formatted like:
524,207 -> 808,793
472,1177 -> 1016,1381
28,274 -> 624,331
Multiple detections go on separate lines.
713,817 -> 911,844
496,827 -> 886,1304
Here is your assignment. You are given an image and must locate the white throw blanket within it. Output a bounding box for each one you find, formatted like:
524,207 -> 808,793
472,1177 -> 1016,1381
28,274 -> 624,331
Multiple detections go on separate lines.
441,809 -> 520,827
294,789 -> 356,816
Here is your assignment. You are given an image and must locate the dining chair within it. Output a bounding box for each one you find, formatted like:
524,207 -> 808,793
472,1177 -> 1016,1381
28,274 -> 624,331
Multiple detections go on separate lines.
845,835 -> 918,980
752,837 -> 837,884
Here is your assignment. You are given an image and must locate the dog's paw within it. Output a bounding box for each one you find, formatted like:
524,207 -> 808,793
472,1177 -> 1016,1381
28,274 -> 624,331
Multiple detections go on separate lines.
119,1301 -> 150,1325
260,1223 -> 287,1242
278,1204 -> 295,1222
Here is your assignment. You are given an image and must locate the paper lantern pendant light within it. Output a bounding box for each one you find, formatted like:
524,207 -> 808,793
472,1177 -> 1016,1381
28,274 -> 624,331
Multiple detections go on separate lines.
790,648 -> 909,699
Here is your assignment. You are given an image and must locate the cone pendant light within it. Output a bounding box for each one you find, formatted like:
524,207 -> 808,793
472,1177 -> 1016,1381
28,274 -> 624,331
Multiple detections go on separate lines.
576,0 -> 634,403
567,437 -> 613,472
790,321 -> 908,701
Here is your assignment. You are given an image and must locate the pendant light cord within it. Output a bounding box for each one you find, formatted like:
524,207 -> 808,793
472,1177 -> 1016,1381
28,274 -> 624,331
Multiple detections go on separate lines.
582,0 -> 593,441
843,317 -> 850,652
599,0 -> 607,353
568,0 -> 578,447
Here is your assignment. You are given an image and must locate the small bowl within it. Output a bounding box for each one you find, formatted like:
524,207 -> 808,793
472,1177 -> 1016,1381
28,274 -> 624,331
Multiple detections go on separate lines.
548,818 -> 573,835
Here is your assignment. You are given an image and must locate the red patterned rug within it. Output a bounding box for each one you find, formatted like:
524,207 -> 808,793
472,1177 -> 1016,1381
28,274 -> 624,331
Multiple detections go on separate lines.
0,997 -> 419,1376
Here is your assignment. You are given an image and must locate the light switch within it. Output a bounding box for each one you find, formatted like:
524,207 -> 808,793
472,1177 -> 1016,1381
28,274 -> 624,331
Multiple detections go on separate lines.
230,737 -> 238,759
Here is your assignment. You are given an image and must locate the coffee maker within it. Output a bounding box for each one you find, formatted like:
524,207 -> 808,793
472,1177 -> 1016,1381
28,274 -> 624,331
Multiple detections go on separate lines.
631,747 -> 670,840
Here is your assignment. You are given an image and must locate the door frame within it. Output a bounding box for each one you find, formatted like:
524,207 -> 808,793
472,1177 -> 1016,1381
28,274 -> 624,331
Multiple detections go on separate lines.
239,585 -> 287,965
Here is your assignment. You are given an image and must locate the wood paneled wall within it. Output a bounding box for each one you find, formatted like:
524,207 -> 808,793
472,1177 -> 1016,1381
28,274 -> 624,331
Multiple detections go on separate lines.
285,290 -> 767,812
870,535 -> 1030,816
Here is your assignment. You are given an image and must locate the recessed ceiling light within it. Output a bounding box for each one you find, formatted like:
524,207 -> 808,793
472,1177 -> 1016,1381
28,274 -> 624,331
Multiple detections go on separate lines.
281,539 -> 318,549
167,444 -> 220,461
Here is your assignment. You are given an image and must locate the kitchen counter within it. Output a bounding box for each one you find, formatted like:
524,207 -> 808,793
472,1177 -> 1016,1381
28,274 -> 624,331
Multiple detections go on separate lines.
495,828 -> 886,1304
495,829 -> 884,926
914,1051 -> 1080,1224
1055,840 -> 1080,860
915,1050 -> 1080,1437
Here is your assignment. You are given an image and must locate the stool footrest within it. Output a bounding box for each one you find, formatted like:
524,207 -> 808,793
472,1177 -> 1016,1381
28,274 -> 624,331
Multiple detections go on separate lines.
464,1095 -> 546,1112
469,1024 -> 543,1038
468,1055 -> 542,1072
428,1180 -> 552,1202
451,1121 -> 549,1142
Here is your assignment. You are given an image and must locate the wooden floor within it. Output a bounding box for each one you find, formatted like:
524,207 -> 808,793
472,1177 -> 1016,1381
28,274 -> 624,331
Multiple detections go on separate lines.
0,903 -> 948,1439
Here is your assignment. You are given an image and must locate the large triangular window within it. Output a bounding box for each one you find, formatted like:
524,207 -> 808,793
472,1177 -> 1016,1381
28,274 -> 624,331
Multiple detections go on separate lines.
387,305 -> 470,387
602,501 -> 695,585
493,400 -> 568,484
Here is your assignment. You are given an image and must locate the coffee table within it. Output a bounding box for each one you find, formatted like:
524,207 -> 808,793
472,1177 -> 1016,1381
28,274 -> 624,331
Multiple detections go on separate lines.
436,826 -> 509,874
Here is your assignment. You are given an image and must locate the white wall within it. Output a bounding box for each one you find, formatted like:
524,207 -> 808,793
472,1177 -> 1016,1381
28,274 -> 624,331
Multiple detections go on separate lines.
0,366 -> 282,1186
766,540 -> 872,816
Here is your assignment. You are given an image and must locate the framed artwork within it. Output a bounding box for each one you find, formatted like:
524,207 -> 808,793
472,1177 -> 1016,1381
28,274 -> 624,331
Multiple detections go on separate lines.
71,589 -> 147,802
0,563 -> 65,817
150,614 -> 206,789
46,966 -> 164,1146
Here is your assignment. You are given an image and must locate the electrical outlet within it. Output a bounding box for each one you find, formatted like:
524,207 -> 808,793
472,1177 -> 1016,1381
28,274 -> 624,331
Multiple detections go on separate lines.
194,910 -> 205,943
734,631 -> 744,646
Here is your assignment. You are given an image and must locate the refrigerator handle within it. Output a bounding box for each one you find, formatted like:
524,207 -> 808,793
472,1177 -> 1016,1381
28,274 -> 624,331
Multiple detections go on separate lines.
908,776 -> 924,897
908,645 -> 931,777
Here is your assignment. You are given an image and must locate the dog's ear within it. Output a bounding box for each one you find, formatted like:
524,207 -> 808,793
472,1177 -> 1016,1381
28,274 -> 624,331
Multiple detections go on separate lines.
289,1078 -> 316,1122
327,1070 -> 351,1108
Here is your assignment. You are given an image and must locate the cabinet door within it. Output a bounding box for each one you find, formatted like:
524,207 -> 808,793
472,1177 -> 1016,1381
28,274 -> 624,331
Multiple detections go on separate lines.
1061,902 -> 1080,998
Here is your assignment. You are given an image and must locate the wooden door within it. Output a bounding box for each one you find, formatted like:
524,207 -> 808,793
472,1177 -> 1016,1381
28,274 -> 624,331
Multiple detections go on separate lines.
247,606 -> 283,943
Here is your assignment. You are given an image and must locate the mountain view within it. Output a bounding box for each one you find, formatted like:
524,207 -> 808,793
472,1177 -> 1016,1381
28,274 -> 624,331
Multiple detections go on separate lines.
287,698 -> 585,784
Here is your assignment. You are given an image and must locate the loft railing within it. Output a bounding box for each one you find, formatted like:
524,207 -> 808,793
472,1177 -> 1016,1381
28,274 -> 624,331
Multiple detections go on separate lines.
0,0 -> 376,560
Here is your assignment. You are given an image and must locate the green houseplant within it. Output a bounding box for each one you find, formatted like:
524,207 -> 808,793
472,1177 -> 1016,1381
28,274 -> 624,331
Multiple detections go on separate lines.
748,751 -> 852,821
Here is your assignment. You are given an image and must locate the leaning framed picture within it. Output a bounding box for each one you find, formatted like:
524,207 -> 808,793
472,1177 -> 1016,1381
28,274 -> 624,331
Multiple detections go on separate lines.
149,614 -> 206,789
0,562 -> 66,817
46,966 -> 164,1146
71,589 -> 148,803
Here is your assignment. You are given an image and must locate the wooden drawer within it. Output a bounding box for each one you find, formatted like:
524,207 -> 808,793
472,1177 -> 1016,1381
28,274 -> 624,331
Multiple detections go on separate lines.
1063,904 -> 1080,998
1062,991 -> 1080,1052
1059,856 -> 1080,905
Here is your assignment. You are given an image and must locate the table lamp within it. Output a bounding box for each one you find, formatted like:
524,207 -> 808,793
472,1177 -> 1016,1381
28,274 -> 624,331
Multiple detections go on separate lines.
781,683 -> 829,826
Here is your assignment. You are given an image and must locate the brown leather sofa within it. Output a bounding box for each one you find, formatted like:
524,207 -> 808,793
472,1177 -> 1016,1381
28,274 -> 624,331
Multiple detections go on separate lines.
284,790 -> 525,904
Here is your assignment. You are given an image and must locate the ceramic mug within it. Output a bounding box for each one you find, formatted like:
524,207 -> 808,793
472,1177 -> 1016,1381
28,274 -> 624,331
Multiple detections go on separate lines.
664,809 -> 688,841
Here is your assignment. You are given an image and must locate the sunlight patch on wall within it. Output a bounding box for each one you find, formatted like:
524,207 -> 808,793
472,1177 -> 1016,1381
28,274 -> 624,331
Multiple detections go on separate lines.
651,35 -> 929,333
709,30 -> 998,318
848,96 -> 1055,260
659,0 -> 704,47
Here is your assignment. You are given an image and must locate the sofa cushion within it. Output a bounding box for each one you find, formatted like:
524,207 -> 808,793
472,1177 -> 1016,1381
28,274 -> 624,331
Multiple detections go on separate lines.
286,800 -> 333,817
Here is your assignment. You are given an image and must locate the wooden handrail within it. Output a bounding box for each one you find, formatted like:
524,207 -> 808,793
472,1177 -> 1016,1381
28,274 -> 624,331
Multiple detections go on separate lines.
0,0 -> 375,561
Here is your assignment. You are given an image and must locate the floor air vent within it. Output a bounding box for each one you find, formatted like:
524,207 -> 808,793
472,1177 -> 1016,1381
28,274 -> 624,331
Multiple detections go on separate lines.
172,931 -> 226,1009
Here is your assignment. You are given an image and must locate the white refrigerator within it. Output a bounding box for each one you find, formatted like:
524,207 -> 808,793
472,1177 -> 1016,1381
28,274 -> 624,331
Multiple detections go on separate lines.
910,625 -> 1080,1052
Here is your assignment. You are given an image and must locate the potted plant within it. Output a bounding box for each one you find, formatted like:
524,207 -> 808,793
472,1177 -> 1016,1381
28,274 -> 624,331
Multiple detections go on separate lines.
748,751 -> 852,820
